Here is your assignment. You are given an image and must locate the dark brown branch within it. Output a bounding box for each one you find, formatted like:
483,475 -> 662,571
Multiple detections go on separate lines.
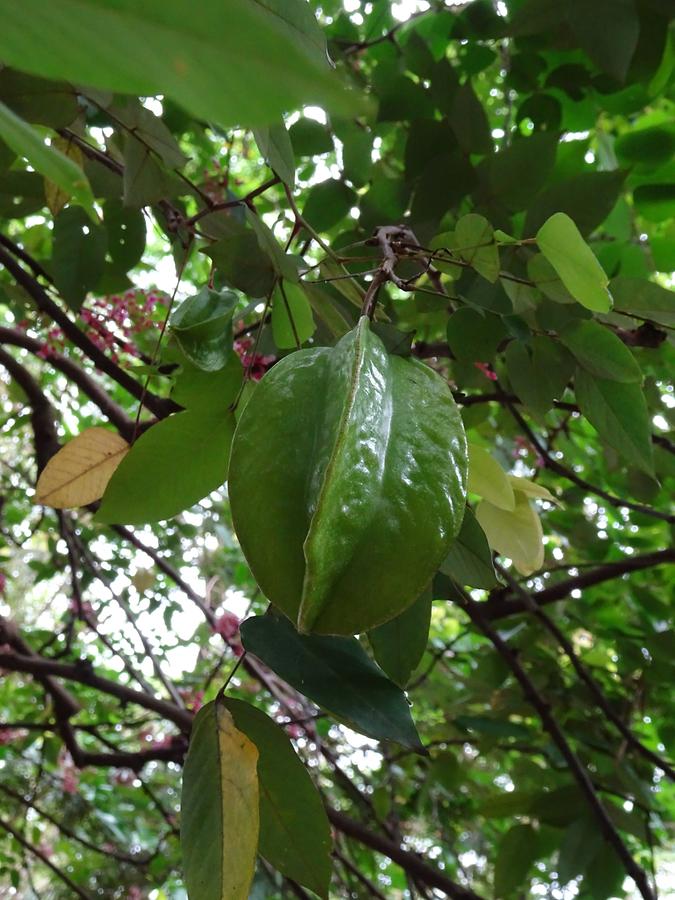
0,327 -> 136,439
0,347 -> 60,472
485,548 -> 675,619
0,244 -> 175,420
0,651 -> 192,732
494,566 -> 675,781
327,807 -> 483,900
507,400 -> 675,524
454,589 -> 655,900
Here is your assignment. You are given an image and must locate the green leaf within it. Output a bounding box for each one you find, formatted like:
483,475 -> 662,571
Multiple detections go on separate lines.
454,213 -> 500,283
51,207 -> 107,310
527,253 -> 574,304
181,700 -> 259,900
0,68 -> 78,128
203,219 -> 277,299
567,0 -> 639,82
289,118 -> 333,157
610,276 -> 675,326
302,179 -> 356,233
253,121 -> 295,186
505,337 -> 575,422
536,213 -> 612,312
0,100 -> 95,218
172,351 -> 243,412
557,818 -> 603,884
494,824 -> 540,897
96,408 -> 234,524
575,367 -> 654,475
633,183 -> 675,222
441,507 -> 498,589
476,492 -> 544,576
240,613 -> 425,750
229,318 -> 467,635
467,443 -> 515,511
110,99 -> 187,168
584,842 -> 624,900
0,0 -> 360,128
615,124 -> 675,168
559,320 -> 642,383
489,132 -> 558,211
102,200 -> 146,272
446,308 -> 506,362
122,134 -> 171,207
223,698 -> 332,899
271,282 -> 315,349
245,208 -> 298,282
449,82 -> 492,155
368,587 -> 432,687
170,287 -> 237,372
524,171 -> 625,236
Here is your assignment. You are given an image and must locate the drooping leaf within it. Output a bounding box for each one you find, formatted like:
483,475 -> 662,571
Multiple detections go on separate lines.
536,213 -> 612,312
203,219 -> 277,298
557,817 -> 603,884
241,614 -> 425,750
610,276 -> 675,326
0,68 -> 79,128
0,100 -> 95,218
229,317 -> 467,635
96,408 -> 235,524
44,135 -> 84,216
172,351 -> 243,412
302,179 -> 356,233
181,700 -> 259,900
446,308 -> 506,362
505,338 -> 575,423
271,281 -> 315,349
559,319 -> 642,383
575,367 -> 654,475
289,118 -> 333,157
223,698 -> 332,898
508,476 -> 559,506
453,213 -> 500,283
441,506 -> 498,589
368,587 -> 432,688
525,171 -> 625,236
0,0 -> 359,128
476,492 -> 544,576
253,121 -> 295,186
51,207 -> 108,310
489,131 -> 558,211
494,824 -> 540,897
122,134 -> 170,207
170,287 -> 237,372
449,82 -> 492,154
467,443 -> 515,511
35,427 -> 128,508
567,0 -> 639,82
102,200 -> 146,272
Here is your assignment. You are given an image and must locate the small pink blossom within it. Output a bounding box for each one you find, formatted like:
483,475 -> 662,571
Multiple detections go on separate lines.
212,611 -> 240,641
473,361 -> 498,381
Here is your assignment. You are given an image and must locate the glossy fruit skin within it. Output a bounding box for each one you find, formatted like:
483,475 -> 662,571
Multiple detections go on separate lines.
229,317 -> 467,635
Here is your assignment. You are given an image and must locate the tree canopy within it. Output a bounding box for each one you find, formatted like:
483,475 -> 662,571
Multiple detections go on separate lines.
0,1 -> 673,898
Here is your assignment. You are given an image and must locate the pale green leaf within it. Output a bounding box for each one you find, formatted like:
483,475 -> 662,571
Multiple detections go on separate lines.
468,444 -> 515,511
536,213 -> 612,312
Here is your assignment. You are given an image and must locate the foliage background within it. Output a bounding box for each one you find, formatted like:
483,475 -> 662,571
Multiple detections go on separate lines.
0,0 -> 673,898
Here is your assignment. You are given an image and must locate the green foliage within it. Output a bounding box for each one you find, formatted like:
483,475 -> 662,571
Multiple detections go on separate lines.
0,1 -> 673,898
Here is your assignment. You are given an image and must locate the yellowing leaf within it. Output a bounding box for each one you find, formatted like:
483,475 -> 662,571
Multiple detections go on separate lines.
476,493 -> 544,576
35,427 -> 128,508
45,136 -> 84,215
508,476 -> 561,506
468,444 -> 515,511
181,700 -> 260,900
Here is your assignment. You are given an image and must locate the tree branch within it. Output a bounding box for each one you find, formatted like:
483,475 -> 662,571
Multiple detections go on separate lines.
327,807 -> 483,900
484,548 -> 675,619
0,244 -> 175,420
454,589 -> 655,900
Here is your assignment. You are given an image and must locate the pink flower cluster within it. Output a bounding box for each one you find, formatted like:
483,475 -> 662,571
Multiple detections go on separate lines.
512,434 -> 545,468
0,727 -> 26,746
23,289 -> 169,362
179,689 -> 204,713
212,610 -> 244,656
234,328 -> 275,381
58,750 -> 79,795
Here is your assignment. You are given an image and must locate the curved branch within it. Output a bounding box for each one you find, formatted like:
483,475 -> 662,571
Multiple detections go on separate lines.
0,327 -> 136,439
0,244 -> 175,420
0,651 -> 192,731
485,548 -> 675,620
